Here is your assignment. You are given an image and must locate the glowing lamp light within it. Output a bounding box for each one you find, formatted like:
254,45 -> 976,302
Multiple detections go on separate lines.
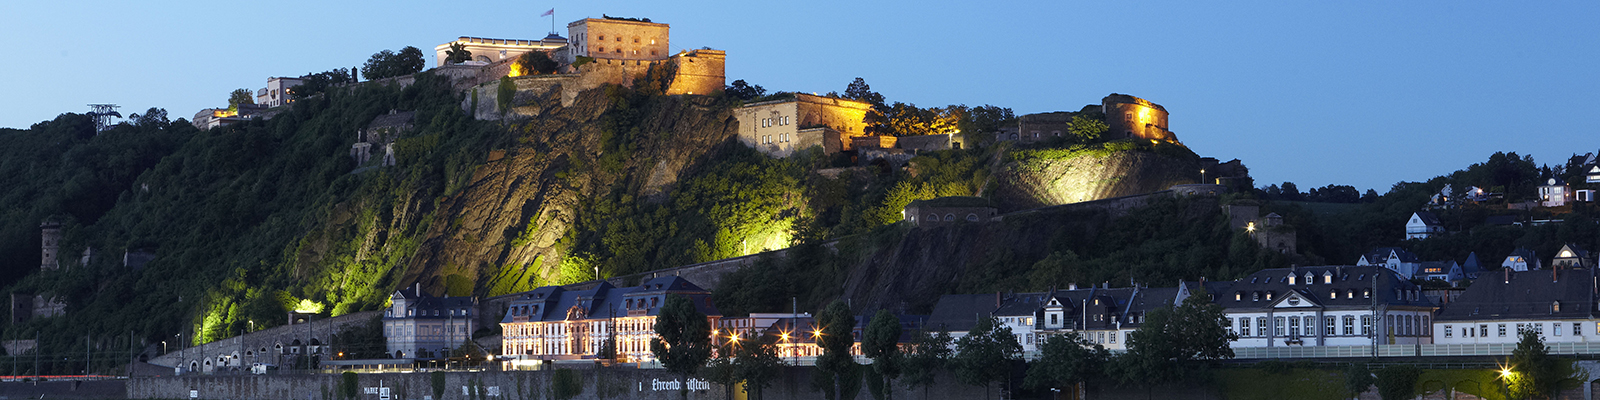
1501,368 -> 1513,377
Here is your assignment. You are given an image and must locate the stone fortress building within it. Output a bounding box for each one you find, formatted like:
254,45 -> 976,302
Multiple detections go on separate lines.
1002,93 -> 1179,144
732,93 -> 874,158
563,17 -> 670,64
1102,93 -> 1175,141
446,15 -> 727,116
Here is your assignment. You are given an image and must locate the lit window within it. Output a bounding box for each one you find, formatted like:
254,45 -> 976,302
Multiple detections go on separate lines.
1125,112 -> 1133,121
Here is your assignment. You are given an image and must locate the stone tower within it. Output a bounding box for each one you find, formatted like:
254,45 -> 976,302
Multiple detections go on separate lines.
39,221 -> 61,270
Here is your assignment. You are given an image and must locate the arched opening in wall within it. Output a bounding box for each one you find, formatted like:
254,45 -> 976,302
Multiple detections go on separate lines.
966,213 -> 979,222
310,338 -> 321,346
138,354 -> 149,362
190,361 -> 199,371
475,55 -> 491,63
943,214 -> 955,221
395,350 -> 405,359
1010,133 -> 1018,140
926,214 -> 938,222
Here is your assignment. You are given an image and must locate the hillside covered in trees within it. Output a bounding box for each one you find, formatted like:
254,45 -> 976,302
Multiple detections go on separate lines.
0,70 -> 1593,371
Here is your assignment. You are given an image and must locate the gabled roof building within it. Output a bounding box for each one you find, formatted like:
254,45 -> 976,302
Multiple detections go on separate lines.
383,284 -> 479,360
1433,268 -> 1600,345
1217,266 -> 1436,348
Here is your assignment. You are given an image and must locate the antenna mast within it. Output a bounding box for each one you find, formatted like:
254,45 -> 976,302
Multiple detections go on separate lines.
86,104 -> 122,133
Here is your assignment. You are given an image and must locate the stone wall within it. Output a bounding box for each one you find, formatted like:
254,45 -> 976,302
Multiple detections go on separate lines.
897,133 -> 952,153
993,148 -> 1201,212
665,49 -> 724,96
1103,93 -> 1174,142
146,311 -> 381,373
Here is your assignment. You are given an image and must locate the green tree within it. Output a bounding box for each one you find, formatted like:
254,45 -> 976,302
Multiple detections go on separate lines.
1023,333 -> 1109,394
952,317 -> 1022,398
341,371 -> 359,399
1344,363 -> 1375,398
704,342 -> 739,400
862,310 -> 903,400
445,42 -> 473,64
725,79 -> 767,101
736,336 -> 786,400
1507,328 -> 1586,399
843,77 -> 884,106
1066,114 -> 1107,143
228,88 -> 254,109
516,50 -> 559,75
1373,365 -> 1419,400
652,294 -> 712,399
1118,287 -> 1237,386
901,327 -> 953,397
815,300 -> 860,400
362,46 -> 426,80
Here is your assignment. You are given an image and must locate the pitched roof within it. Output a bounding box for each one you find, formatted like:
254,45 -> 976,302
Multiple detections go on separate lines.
1436,268 -> 1598,321
1216,265 -> 1434,311
1462,252 -> 1483,276
926,294 -> 1001,333
1413,211 -> 1442,226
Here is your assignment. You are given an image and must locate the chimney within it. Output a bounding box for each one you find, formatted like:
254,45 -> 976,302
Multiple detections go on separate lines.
1068,283 -> 1078,290
1553,267 -> 1559,283
1504,267 -> 1510,284
996,292 -> 1002,308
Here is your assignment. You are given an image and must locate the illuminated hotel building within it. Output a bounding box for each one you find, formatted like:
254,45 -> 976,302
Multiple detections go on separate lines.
500,276 -> 718,366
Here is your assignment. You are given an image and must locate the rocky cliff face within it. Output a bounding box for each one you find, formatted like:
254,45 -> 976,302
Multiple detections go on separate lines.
402,87 -> 736,296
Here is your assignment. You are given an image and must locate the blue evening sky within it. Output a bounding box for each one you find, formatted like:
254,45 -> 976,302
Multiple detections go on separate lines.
2,1 -> 1595,192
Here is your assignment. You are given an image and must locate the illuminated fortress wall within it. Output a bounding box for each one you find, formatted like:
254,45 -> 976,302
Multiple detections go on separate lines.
1103,93 -> 1175,141
993,148 -> 1201,212
665,49 -> 725,96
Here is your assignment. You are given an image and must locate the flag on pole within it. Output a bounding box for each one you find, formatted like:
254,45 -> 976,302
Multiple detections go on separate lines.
541,8 -> 554,17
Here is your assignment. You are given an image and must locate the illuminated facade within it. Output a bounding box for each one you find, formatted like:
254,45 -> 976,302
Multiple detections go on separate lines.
433,35 -> 568,67
733,94 -> 874,157
383,284 -> 479,360
500,276 -> 718,366
1102,93 -> 1175,142
564,17 -> 670,64
1222,266 -> 1437,348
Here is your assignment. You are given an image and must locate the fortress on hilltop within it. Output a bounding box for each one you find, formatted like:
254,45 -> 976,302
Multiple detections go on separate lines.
439,15 -> 726,117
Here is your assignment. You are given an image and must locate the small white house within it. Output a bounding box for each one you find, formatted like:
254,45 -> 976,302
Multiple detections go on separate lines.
1405,211 -> 1444,240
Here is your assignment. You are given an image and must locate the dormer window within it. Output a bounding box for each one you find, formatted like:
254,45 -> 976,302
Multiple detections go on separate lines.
1347,290 -> 1355,299
1286,276 -> 1295,284
1235,292 -> 1243,301
1253,292 -> 1261,301
1553,301 -> 1561,313
1266,291 -> 1275,300
1363,290 -> 1371,299
1323,272 -> 1333,284
1305,272 -> 1314,284
1330,290 -> 1338,299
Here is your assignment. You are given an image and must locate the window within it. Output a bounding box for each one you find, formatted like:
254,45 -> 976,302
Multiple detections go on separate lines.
1499,324 -> 1506,337
1553,301 -> 1561,313
1289,317 -> 1299,336
597,46 -> 605,53
1239,318 -> 1250,337
1535,323 -> 1544,335
1252,292 -> 1260,301
1325,316 -> 1335,336
1576,323 -> 1583,336
1343,316 -> 1354,335
1289,275 -> 1296,285
1275,317 -> 1285,336
1444,325 -> 1453,338
1305,272 -> 1314,284
1267,292 -> 1274,300
926,214 -> 937,221
1257,317 -> 1268,336
1109,332 -> 1116,343
1556,323 -> 1563,336
1050,314 -> 1058,325
615,36 -> 622,42
966,213 -> 979,222
1347,290 -> 1355,299
1331,290 -> 1338,300
1306,316 -> 1316,336
944,213 -> 955,221
1361,316 -> 1372,336
1363,290 -> 1371,299
1125,112 -> 1133,121
633,37 -> 640,43
1422,316 -> 1428,335
1324,272 -> 1333,284
1387,315 -> 1395,335
1235,292 -> 1242,301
